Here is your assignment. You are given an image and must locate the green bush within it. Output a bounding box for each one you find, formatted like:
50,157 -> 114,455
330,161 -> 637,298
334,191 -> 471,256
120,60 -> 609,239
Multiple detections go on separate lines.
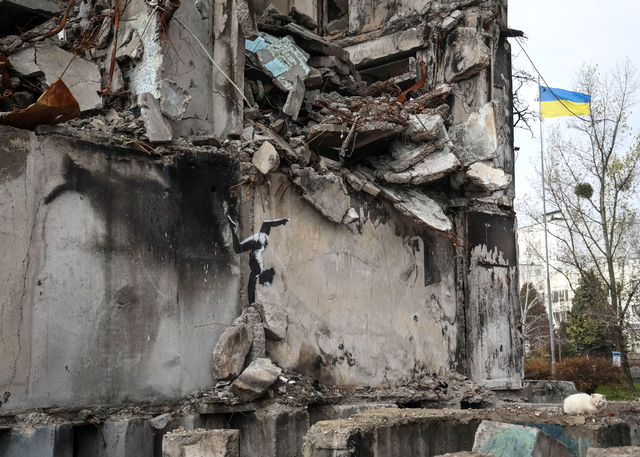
555,356 -> 623,393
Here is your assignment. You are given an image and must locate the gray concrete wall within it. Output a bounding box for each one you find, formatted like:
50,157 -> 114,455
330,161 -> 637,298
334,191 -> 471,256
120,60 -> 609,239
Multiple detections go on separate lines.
0,127 -> 243,410
251,174 -> 459,386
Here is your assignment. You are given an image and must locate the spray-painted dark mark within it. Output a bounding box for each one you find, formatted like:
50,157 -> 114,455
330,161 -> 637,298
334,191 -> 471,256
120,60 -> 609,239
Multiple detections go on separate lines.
227,214 -> 289,303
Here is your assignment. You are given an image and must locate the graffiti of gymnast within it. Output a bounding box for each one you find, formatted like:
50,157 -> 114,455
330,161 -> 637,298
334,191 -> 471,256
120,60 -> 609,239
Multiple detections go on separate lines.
227,214 -> 290,303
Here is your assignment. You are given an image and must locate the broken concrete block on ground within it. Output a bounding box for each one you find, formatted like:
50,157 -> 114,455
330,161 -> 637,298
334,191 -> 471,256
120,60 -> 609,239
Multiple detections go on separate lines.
160,79 -> 192,122
7,48 -> 41,78
139,93 -> 173,143
379,147 -> 461,185
229,358 -> 282,403
163,429 -> 239,457
472,421 -> 572,457
444,27 -> 491,83
466,162 -> 512,192
256,302 -> 288,341
252,141 -> 281,174
9,46 -> 102,112
292,166 -> 351,224
211,324 -> 253,382
587,447 -> 640,456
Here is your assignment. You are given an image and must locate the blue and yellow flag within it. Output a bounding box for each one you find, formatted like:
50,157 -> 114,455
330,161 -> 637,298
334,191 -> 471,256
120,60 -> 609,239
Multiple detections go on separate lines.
540,86 -> 590,118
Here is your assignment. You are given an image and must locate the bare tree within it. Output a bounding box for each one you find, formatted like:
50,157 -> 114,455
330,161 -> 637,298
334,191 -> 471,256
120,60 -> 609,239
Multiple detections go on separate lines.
520,280 -> 550,356
513,68 -> 537,135
523,60 -> 640,388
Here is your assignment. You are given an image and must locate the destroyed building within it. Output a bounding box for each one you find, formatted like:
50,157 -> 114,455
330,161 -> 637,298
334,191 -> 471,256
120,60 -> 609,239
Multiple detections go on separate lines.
0,0 -> 541,454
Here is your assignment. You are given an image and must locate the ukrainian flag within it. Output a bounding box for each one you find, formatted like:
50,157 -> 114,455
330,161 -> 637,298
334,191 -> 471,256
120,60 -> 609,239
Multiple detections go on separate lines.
540,86 -> 590,118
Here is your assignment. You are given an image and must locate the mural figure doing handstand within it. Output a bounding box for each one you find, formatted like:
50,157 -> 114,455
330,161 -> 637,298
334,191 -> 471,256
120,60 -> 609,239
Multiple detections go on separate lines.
227,214 -> 290,303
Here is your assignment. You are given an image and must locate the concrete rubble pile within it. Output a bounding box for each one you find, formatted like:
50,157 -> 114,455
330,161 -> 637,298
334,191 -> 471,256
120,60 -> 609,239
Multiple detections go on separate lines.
1,0 -> 512,238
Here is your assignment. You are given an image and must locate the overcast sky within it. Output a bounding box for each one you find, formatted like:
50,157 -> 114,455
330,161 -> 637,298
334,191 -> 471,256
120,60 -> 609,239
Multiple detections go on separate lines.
508,1 -> 640,219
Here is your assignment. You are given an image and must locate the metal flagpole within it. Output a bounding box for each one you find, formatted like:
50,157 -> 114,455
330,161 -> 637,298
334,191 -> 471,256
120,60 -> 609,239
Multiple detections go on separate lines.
539,80 -> 556,378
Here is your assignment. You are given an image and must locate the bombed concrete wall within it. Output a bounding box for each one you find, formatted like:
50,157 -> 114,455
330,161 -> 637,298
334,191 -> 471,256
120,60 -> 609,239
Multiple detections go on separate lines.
0,126 -> 245,409
0,0 -> 521,414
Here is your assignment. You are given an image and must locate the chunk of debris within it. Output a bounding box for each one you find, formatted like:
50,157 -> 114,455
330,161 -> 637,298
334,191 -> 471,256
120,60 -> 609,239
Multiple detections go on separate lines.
308,121 -> 404,154
288,6 -> 318,31
450,102 -> 498,165
236,0 -> 259,40
10,46 -> 102,112
379,185 -> 452,232
233,306 -> 266,364
472,421 -> 572,457
308,55 -> 350,76
284,23 -> 351,64
160,79 -> 192,122
465,162 -> 512,192
7,48 -> 42,78
0,79 -> 80,130
292,167 -> 351,224
211,324 -> 253,382
256,302 -> 288,341
149,413 -> 174,430
252,141 -> 281,174
342,208 -> 359,225
116,28 -> 144,61
282,75 -> 305,119
444,27 -> 491,83
406,113 -> 448,142
139,93 -> 173,143
245,32 -> 311,92
229,358 -> 282,403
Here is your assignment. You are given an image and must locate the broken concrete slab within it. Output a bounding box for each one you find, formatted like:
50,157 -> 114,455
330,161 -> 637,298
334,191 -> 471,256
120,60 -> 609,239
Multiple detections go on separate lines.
230,358 -> 282,403
253,141 -> 281,174
466,162 -> 511,192
246,32 -> 311,92
236,0 -> 259,40
472,420 -> 572,457
233,306 -> 266,364
292,167 -> 351,224
284,23 -> 351,64
160,79 -> 192,122
192,135 -> 222,147
406,113 -> 448,142
289,6 -> 318,31
587,447 -> 640,456
344,27 -> 424,67
139,93 -> 173,143
308,121 -> 404,153
308,55 -> 350,76
264,129 -> 299,162
282,75 -> 305,120
256,302 -> 288,341
116,29 -> 144,61
396,148 -> 461,185
444,27 -> 491,83
450,102 -> 499,165
387,142 -> 442,172
163,429 -> 240,457
379,185 -> 452,232
27,46 -> 102,112
7,48 -> 42,78
211,324 -> 253,382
